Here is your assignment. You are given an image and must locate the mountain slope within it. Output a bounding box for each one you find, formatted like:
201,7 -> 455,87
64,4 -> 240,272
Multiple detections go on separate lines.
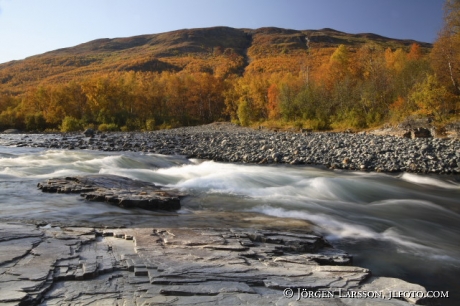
0,26 -> 431,95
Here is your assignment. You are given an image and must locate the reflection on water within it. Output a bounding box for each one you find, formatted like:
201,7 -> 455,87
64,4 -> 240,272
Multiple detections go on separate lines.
0,146 -> 459,302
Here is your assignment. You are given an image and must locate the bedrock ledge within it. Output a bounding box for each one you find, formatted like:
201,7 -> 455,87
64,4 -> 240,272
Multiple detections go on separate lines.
0,222 -> 431,306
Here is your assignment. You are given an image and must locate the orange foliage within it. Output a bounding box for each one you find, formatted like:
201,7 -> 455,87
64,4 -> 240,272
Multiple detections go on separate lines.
407,43 -> 423,61
267,84 -> 280,120
389,96 -> 405,111
1,27 -> 454,131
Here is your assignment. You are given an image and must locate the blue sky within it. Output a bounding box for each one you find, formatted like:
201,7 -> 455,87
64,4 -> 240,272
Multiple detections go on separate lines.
0,0 -> 445,64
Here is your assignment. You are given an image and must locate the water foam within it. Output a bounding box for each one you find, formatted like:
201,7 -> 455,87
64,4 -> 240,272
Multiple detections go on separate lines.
0,149 -> 191,181
1,146 -> 459,265
250,205 -> 459,263
368,199 -> 459,216
250,206 -> 381,240
156,161 -> 418,206
400,173 -> 460,189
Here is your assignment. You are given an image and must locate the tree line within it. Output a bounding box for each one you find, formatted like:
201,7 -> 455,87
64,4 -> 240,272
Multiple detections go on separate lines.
1,1 -> 459,132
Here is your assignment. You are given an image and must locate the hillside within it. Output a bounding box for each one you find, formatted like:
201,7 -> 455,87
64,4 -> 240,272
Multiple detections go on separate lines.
2,26 -> 449,133
0,26 -> 431,96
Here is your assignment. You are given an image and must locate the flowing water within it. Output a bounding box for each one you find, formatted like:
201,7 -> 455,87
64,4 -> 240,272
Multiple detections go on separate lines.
0,145 -> 459,303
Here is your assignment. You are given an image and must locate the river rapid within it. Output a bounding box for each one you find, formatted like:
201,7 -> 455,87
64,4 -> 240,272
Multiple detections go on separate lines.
0,145 -> 459,303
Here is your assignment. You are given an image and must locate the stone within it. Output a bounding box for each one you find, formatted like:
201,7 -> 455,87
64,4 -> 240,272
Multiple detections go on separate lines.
2,129 -> 20,134
360,277 -> 428,304
411,128 -> 432,139
83,128 -> 95,137
2,123 -> 460,174
37,174 -> 182,211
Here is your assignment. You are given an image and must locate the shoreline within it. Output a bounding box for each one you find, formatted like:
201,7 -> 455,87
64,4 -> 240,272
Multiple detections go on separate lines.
0,125 -> 457,305
1,122 -> 459,174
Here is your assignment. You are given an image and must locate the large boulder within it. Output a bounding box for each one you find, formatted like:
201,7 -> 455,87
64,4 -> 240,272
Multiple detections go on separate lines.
37,174 -> 182,211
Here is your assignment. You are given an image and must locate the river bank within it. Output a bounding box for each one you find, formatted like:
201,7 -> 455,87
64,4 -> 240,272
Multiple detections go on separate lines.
1,122 -> 460,174
0,220 -> 434,306
0,128 -> 459,305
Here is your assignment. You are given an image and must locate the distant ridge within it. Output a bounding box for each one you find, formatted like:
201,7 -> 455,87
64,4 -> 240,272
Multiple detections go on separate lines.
0,26 -> 431,95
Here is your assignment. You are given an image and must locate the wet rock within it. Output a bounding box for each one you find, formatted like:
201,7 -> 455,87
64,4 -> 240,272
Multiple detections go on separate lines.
0,222 -> 427,305
37,174 -> 182,211
83,128 -> 94,137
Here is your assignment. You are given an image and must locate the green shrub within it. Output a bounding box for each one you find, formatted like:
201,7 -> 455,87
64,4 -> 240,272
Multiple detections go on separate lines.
85,123 -> 96,130
98,123 -> 119,132
145,118 -> 156,131
125,118 -> 141,131
25,113 -> 47,131
293,120 -> 303,129
305,118 -> 330,131
60,116 -> 82,132
237,99 -> 250,126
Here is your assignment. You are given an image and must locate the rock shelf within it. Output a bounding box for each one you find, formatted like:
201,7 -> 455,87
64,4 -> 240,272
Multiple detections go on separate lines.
0,222 -> 428,305
37,175 -> 182,211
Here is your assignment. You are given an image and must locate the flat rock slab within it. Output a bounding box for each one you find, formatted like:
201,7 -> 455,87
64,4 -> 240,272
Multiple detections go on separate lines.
0,222 -> 429,305
37,174 -> 182,211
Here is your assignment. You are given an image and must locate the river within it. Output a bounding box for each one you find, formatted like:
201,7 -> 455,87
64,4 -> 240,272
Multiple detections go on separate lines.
0,146 -> 459,304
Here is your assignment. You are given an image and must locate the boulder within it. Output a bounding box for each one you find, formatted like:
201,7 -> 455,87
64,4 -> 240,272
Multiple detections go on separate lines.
2,129 -> 20,134
37,174 -> 182,211
410,127 -> 432,139
83,128 -> 95,137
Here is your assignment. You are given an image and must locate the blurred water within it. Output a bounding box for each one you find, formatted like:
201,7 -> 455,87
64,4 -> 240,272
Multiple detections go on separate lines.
0,146 -> 459,302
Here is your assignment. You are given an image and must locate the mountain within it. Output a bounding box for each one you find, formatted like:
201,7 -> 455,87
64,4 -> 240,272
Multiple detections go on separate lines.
0,26 -> 431,96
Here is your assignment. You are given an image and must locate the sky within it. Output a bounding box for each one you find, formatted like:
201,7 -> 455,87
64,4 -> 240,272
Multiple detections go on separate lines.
0,0 -> 446,64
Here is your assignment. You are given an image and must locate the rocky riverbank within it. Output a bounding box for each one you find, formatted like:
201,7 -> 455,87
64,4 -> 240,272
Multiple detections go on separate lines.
0,126 -> 454,305
2,122 -> 459,174
0,222 -> 430,306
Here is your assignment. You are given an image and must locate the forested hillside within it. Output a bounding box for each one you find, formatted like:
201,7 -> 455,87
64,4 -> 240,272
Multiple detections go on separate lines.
0,20 -> 458,132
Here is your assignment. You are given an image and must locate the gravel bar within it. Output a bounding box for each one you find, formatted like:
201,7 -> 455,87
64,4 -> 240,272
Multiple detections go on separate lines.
2,122 -> 460,174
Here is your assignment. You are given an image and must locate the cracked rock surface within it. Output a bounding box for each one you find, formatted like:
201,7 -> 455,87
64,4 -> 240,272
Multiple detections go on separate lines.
0,222 -> 426,305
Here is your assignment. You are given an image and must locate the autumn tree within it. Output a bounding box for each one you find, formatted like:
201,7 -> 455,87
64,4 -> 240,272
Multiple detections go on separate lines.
353,43 -> 392,126
223,74 -> 271,125
408,43 -> 423,61
328,44 -> 351,80
431,0 -> 460,94
237,99 -> 250,126
223,76 -> 241,122
267,83 -> 280,120
81,73 -> 132,127
409,74 -> 454,121
385,48 -> 407,72
0,94 -> 20,130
